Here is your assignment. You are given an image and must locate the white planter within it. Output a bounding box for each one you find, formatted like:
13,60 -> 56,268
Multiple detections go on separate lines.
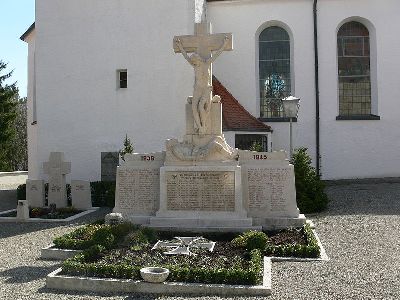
140,267 -> 170,283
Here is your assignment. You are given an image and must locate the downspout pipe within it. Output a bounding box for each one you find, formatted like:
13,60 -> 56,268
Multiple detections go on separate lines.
313,0 -> 321,176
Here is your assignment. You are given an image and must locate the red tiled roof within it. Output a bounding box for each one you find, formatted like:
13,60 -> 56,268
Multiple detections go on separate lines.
213,77 -> 272,132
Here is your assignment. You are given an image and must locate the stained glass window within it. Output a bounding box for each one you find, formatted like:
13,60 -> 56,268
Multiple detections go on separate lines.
337,22 -> 371,116
259,26 -> 291,118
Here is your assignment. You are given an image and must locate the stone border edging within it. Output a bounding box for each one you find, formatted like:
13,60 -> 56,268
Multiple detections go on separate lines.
0,207 -> 100,223
41,244 -> 81,260
0,171 -> 28,177
46,256 -> 271,297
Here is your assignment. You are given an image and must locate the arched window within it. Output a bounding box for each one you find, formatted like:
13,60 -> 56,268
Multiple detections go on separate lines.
259,26 -> 291,118
337,21 -> 371,116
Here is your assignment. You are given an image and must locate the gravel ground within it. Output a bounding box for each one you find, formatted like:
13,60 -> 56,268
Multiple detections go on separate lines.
1,181 -> 400,299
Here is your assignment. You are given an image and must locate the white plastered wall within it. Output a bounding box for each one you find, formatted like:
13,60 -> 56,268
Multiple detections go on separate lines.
208,0 -> 316,169
209,0 -> 400,179
32,0 -> 195,181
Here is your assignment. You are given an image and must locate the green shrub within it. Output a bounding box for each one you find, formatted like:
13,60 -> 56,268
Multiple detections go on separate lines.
53,224 -> 104,250
124,227 -> 158,249
232,231 -> 269,251
82,244 -> 105,261
17,184 -> 26,200
109,222 -> 136,240
90,181 -> 116,208
91,226 -> 115,249
291,147 -> 329,213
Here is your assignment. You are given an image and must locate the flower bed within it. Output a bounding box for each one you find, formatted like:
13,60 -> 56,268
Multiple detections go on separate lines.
55,223 -> 320,285
1,207 -> 83,219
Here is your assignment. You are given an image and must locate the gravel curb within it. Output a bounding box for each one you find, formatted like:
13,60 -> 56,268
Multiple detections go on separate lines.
0,182 -> 399,299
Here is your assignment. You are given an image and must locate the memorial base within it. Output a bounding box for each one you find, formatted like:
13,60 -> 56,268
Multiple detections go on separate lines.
252,214 -> 307,230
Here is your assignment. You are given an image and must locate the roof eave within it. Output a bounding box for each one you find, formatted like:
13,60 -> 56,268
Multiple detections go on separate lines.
20,22 -> 35,42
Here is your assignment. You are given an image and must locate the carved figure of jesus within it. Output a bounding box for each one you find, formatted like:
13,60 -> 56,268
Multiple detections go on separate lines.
175,36 -> 229,134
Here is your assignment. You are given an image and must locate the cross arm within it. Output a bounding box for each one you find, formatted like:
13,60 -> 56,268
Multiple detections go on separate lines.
173,33 -> 233,53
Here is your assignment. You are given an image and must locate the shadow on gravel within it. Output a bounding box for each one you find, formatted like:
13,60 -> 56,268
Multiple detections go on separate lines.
38,287 -> 159,300
0,265 -> 55,283
320,182 -> 400,216
0,189 -> 17,211
0,208 -> 111,239
0,223 -> 66,239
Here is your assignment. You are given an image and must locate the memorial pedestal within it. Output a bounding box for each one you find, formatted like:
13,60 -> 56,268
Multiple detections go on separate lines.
149,165 -> 255,230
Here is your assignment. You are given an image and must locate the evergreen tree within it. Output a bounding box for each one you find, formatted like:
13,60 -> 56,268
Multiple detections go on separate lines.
0,61 -> 19,171
9,98 -> 28,170
291,148 -> 329,213
119,134 -> 134,161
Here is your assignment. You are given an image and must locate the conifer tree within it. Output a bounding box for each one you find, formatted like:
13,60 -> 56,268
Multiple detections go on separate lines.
0,61 -> 19,171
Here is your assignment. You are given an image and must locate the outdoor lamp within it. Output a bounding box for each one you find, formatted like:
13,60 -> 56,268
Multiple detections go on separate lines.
282,96 -> 300,160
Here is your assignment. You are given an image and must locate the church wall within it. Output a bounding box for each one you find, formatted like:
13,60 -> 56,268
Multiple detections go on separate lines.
209,0 -> 400,180
208,0 -> 316,170
33,0 -> 195,181
25,31 -> 39,179
317,0 -> 400,180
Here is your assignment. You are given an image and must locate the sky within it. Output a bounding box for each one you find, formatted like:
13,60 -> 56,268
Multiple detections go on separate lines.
0,1 -> 35,98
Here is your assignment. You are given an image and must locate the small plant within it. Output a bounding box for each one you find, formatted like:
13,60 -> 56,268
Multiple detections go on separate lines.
232,231 -> 269,251
119,134 -> 134,161
291,147 -> 329,213
91,226 -> 115,249
249,141 -> 263,152
17,184 -> 26,200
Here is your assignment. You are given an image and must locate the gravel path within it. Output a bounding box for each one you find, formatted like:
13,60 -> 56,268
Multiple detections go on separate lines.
0,181 -> 399,299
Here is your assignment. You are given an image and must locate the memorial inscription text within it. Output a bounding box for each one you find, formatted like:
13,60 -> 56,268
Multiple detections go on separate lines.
117,169 -> 159,213
166,171 -> 235,211
248,167 -> 290,212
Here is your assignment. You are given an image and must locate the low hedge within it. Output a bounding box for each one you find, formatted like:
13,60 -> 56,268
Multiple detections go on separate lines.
53,222 -> 135,250
62,248 -> 263,285
264,224 -> 320,258
16,181 -> 116,208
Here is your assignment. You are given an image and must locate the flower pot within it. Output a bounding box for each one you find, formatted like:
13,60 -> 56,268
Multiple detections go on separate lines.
140,267 -> 169,283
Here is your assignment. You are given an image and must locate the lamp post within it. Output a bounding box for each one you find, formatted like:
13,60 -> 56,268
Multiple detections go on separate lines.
282,96 -> 300,160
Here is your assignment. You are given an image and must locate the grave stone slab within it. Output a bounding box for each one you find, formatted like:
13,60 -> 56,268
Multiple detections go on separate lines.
17,200 -> 30,220
43,152 -> 71,208
26,179 -> 45,208
71,180 -> 92,210
101,152 -> 119,182
114,152 -> 165,223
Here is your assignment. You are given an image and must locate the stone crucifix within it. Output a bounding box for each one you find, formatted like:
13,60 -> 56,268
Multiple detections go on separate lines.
174,21 -> 232,134
43,152 -> 71,208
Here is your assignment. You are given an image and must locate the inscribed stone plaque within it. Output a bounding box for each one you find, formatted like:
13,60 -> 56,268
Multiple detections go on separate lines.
71,180 -> 92,209
116,168 -> 160,214
166,171 -> 235,211
101,152 -> 119,181
246,166 -> 298,217
26,179 -> 45,208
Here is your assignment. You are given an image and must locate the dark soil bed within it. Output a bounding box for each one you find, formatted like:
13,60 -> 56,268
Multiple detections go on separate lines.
1,207 -> 82,219
96,240 -> 251,270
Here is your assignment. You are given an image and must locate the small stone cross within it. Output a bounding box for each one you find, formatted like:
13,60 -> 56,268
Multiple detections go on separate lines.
152,236 -> 216,256
43,152 -> 71,208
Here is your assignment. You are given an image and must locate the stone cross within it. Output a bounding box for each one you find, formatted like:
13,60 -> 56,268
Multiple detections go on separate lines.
174,21 -> 232,134
43,152 -> 71,208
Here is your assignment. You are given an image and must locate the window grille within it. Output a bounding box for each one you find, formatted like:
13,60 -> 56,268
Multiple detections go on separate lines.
337,22 -> 371,116
235,134 -> 268,152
